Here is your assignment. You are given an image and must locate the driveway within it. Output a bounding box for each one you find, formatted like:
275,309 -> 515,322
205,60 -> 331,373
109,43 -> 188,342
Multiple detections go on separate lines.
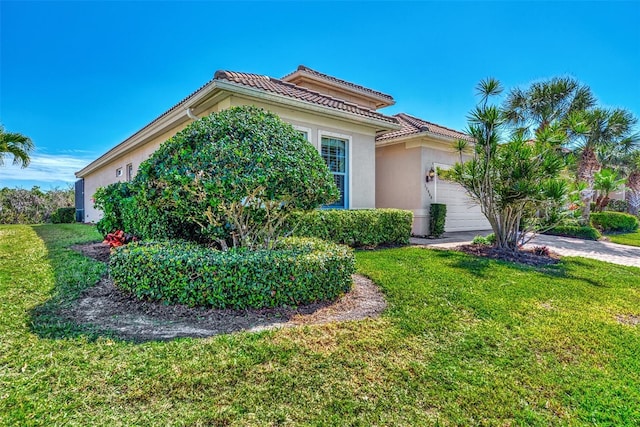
411,231 -> 640,268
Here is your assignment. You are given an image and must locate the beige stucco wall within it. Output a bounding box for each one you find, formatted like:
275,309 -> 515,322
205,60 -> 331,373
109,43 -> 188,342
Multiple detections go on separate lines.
82,124 -> 190,222
81,94 -> 380,222
375,143 -> 422,211
376,139 -> 490,235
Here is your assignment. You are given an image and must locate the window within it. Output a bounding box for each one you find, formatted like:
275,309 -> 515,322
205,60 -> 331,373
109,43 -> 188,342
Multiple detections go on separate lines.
321,136 -> 348,208
126,163 -> 133,181
116,167 -> 123,178
293,125 -> 312,143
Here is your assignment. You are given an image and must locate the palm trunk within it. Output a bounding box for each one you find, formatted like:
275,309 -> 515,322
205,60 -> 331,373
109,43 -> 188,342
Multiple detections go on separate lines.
577,147 -> 601,225
626,170 -> 640,215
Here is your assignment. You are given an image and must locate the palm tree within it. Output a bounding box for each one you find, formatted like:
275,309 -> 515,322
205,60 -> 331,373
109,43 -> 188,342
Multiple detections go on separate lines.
0,126 -> 34,168
570,108 -> 638,222
623,151 -> 640,215
504,77 -> 596,136
453,139 -> 468,164
593,169 -> 625,211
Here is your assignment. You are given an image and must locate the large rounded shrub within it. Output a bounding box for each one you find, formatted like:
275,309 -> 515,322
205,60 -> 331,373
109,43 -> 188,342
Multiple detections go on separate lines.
130,106 -> 339,248
590,212 -> 639,233
109,237 -> 355,309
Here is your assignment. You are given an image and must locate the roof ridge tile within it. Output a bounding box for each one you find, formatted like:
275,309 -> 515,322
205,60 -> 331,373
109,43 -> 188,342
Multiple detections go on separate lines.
282,64 -> 394,101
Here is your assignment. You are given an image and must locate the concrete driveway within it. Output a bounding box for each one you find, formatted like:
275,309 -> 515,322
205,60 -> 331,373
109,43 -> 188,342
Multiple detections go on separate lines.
411,231 -> 640,268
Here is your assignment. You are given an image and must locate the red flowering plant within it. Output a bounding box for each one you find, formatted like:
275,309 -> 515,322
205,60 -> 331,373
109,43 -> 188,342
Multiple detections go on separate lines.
103,230 -> 137,248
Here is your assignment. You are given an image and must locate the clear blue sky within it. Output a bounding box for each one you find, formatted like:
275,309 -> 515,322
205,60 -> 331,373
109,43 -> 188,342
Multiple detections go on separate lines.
1,1 -> 639,189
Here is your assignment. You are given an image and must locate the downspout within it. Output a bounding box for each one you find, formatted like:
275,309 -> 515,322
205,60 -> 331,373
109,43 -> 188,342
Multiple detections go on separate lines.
186,107 -> 199,120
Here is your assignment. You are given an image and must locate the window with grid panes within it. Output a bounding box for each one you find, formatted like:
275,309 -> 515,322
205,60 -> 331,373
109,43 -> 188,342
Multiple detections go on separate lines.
321,136 -> 347,208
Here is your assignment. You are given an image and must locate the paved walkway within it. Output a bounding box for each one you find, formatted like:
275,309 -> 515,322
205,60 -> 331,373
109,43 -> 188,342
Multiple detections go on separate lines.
411,231 -> 640,268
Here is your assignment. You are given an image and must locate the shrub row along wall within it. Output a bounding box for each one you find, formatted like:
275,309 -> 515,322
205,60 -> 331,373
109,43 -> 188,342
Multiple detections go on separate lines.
590,212 -> 639,233
544,225 -> 602,241
288,209 -> 412,248
110,237 -> 355,309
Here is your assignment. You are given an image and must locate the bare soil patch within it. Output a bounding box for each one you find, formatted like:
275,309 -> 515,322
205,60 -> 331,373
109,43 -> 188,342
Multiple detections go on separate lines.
616,314 -> 640,326
71,242 -> 111,263
66,242 -> 386,341
455,244 -> 561,267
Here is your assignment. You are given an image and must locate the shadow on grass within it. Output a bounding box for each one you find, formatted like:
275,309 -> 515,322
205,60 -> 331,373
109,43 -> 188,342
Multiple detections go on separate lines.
426,247 -> 613,288
424,249 -> 568,279
28,225 -> 381,344
28,225 -> 123,342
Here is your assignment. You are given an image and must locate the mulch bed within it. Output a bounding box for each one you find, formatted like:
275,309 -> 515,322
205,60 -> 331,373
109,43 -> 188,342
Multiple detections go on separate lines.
455,244 -> 561,267
64,242 -> 386,341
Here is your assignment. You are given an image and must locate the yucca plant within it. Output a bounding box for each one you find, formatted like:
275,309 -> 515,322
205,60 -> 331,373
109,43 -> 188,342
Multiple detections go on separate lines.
449,78 -> 569,252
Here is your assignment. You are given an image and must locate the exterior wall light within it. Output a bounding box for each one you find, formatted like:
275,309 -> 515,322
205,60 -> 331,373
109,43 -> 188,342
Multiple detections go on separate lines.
426,167 -> 436,183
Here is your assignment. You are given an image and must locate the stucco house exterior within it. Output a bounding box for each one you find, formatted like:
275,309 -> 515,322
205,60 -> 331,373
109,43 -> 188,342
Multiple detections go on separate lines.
75,65 -> 490,235
375,113 -> 490,235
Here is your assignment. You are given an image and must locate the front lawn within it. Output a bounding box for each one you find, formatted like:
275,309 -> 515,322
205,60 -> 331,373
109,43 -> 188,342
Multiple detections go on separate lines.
1,224 -> 639,426
607,230 -> 640,247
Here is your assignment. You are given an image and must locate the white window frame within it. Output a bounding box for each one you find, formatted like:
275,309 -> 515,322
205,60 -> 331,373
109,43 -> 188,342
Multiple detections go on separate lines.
318,130 -> 352,209
116,167 -> 123,178
293,125 -> 312,144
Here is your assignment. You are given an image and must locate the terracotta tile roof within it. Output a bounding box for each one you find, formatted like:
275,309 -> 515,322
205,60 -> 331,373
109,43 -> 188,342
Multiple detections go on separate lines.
282,65 -> 395,103
214,70 -> 398,124
376,113 -> 471,142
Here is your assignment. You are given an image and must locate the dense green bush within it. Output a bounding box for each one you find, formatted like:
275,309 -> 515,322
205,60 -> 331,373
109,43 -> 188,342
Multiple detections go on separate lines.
93,182 -> 131,235
544,225 -> 601,240
288,209 -> 412,247
0,186 -> 74,224
110,237 -> 355,309
50,207 -> 75,224
605,199 -> 628,213
590,212 -> 639,233
429,203 -> 447,238
130,106 -> 338,249
119,196 -> 197,241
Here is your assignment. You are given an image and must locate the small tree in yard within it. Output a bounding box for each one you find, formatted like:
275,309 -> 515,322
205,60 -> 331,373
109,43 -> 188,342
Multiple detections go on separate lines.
448,78 -> 568,252
593,169 -> 625,212
131,106 -> 339,250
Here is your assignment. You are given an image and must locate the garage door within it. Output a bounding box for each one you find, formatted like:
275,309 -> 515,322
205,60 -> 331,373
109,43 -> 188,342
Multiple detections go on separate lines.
433,179 -> 491,232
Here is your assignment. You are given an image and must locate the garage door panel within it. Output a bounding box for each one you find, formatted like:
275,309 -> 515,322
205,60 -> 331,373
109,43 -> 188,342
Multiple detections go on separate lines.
433,180 -> 490,232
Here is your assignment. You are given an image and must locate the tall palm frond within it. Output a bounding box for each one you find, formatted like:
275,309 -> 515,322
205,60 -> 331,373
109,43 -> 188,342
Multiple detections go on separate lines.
504,77 -> 596,136
0,126 -> 34,168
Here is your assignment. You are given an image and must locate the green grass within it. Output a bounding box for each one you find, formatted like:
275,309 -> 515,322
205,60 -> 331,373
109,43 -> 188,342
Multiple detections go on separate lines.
607,230 -> 640,247
1,224 -> 640,426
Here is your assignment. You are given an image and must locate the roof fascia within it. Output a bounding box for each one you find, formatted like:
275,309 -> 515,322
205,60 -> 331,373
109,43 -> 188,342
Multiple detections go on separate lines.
283,70 -> 395,107
214,80 -> 401,131
377,130 -> 472,147
77,79 -> 401,178
76,81 -> 224,178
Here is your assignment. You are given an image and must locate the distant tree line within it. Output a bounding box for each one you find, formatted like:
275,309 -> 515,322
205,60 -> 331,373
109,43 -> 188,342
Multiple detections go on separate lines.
0,186 -> 74,224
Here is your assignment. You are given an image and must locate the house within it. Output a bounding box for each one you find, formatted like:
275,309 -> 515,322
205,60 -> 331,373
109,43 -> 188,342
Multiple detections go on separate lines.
75,65 -> 490,235
375,113 -> 490,235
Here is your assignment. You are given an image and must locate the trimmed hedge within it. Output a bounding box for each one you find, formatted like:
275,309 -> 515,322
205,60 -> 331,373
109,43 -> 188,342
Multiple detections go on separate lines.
544,226 -> 601,241
288,209 -> 412,247
109,237 -> 355,309
590,212 -> 639,233
429,203 -> 447,238
50,207 -> 75,224
605,199 -> 628,213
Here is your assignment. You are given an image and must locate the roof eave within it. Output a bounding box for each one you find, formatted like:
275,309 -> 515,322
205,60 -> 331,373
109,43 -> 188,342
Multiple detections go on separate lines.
376,130 -> 473,147
215,80 -> 401,131
76,80 -> 224,178
76,79 -> 401,178
283,70 -> 395,108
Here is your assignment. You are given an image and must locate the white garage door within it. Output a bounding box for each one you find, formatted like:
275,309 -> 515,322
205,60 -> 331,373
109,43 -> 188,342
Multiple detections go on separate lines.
434,179 -> 491,232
